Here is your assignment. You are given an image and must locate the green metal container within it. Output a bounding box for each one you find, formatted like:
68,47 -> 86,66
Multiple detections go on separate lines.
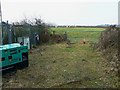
0,43 -> 28,71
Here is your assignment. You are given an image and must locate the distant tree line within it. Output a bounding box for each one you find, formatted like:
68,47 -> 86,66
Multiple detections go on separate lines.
49,25 -> 117,28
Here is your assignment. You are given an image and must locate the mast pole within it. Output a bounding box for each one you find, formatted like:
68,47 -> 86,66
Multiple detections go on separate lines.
0,1 -> 3,45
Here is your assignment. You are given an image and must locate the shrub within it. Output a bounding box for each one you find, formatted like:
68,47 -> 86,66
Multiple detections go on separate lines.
96,26 -> 120,74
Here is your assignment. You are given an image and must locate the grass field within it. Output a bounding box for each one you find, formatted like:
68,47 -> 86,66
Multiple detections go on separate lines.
50,27 -> 105,43
2,27 -> 119,88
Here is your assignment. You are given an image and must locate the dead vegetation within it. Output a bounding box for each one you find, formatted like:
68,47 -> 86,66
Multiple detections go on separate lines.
49,31 -> 67,43
2,27 -> 119,88
2,43 -> 119,88
96,26 -> 120,75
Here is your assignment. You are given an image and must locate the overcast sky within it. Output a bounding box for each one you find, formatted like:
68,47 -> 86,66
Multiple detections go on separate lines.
1,0 -> 119,26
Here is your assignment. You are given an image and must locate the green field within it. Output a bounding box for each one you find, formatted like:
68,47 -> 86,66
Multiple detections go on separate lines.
2,27 -> 118,88
50,27 -> 105,43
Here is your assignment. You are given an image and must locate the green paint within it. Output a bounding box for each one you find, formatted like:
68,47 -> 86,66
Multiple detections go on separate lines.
0,43 -> 28,68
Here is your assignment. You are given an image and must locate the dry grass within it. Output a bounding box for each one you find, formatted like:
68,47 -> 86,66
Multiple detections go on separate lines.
2,42 -> 119,88
2,27 -> 119,88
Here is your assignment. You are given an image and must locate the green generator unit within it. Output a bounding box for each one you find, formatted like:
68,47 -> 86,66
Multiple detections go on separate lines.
0,43 -> 29,72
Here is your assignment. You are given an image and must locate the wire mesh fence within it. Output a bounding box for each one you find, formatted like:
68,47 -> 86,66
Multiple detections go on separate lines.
2,21 -> 50,49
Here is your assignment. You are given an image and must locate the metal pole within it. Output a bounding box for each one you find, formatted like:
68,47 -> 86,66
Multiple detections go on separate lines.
13,23 -> 17,42
118,1 -> 120,27
0,1 -> 3,45
0,1 -> 2,88
7,21 -> 12,44
28,24 -> 31,48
